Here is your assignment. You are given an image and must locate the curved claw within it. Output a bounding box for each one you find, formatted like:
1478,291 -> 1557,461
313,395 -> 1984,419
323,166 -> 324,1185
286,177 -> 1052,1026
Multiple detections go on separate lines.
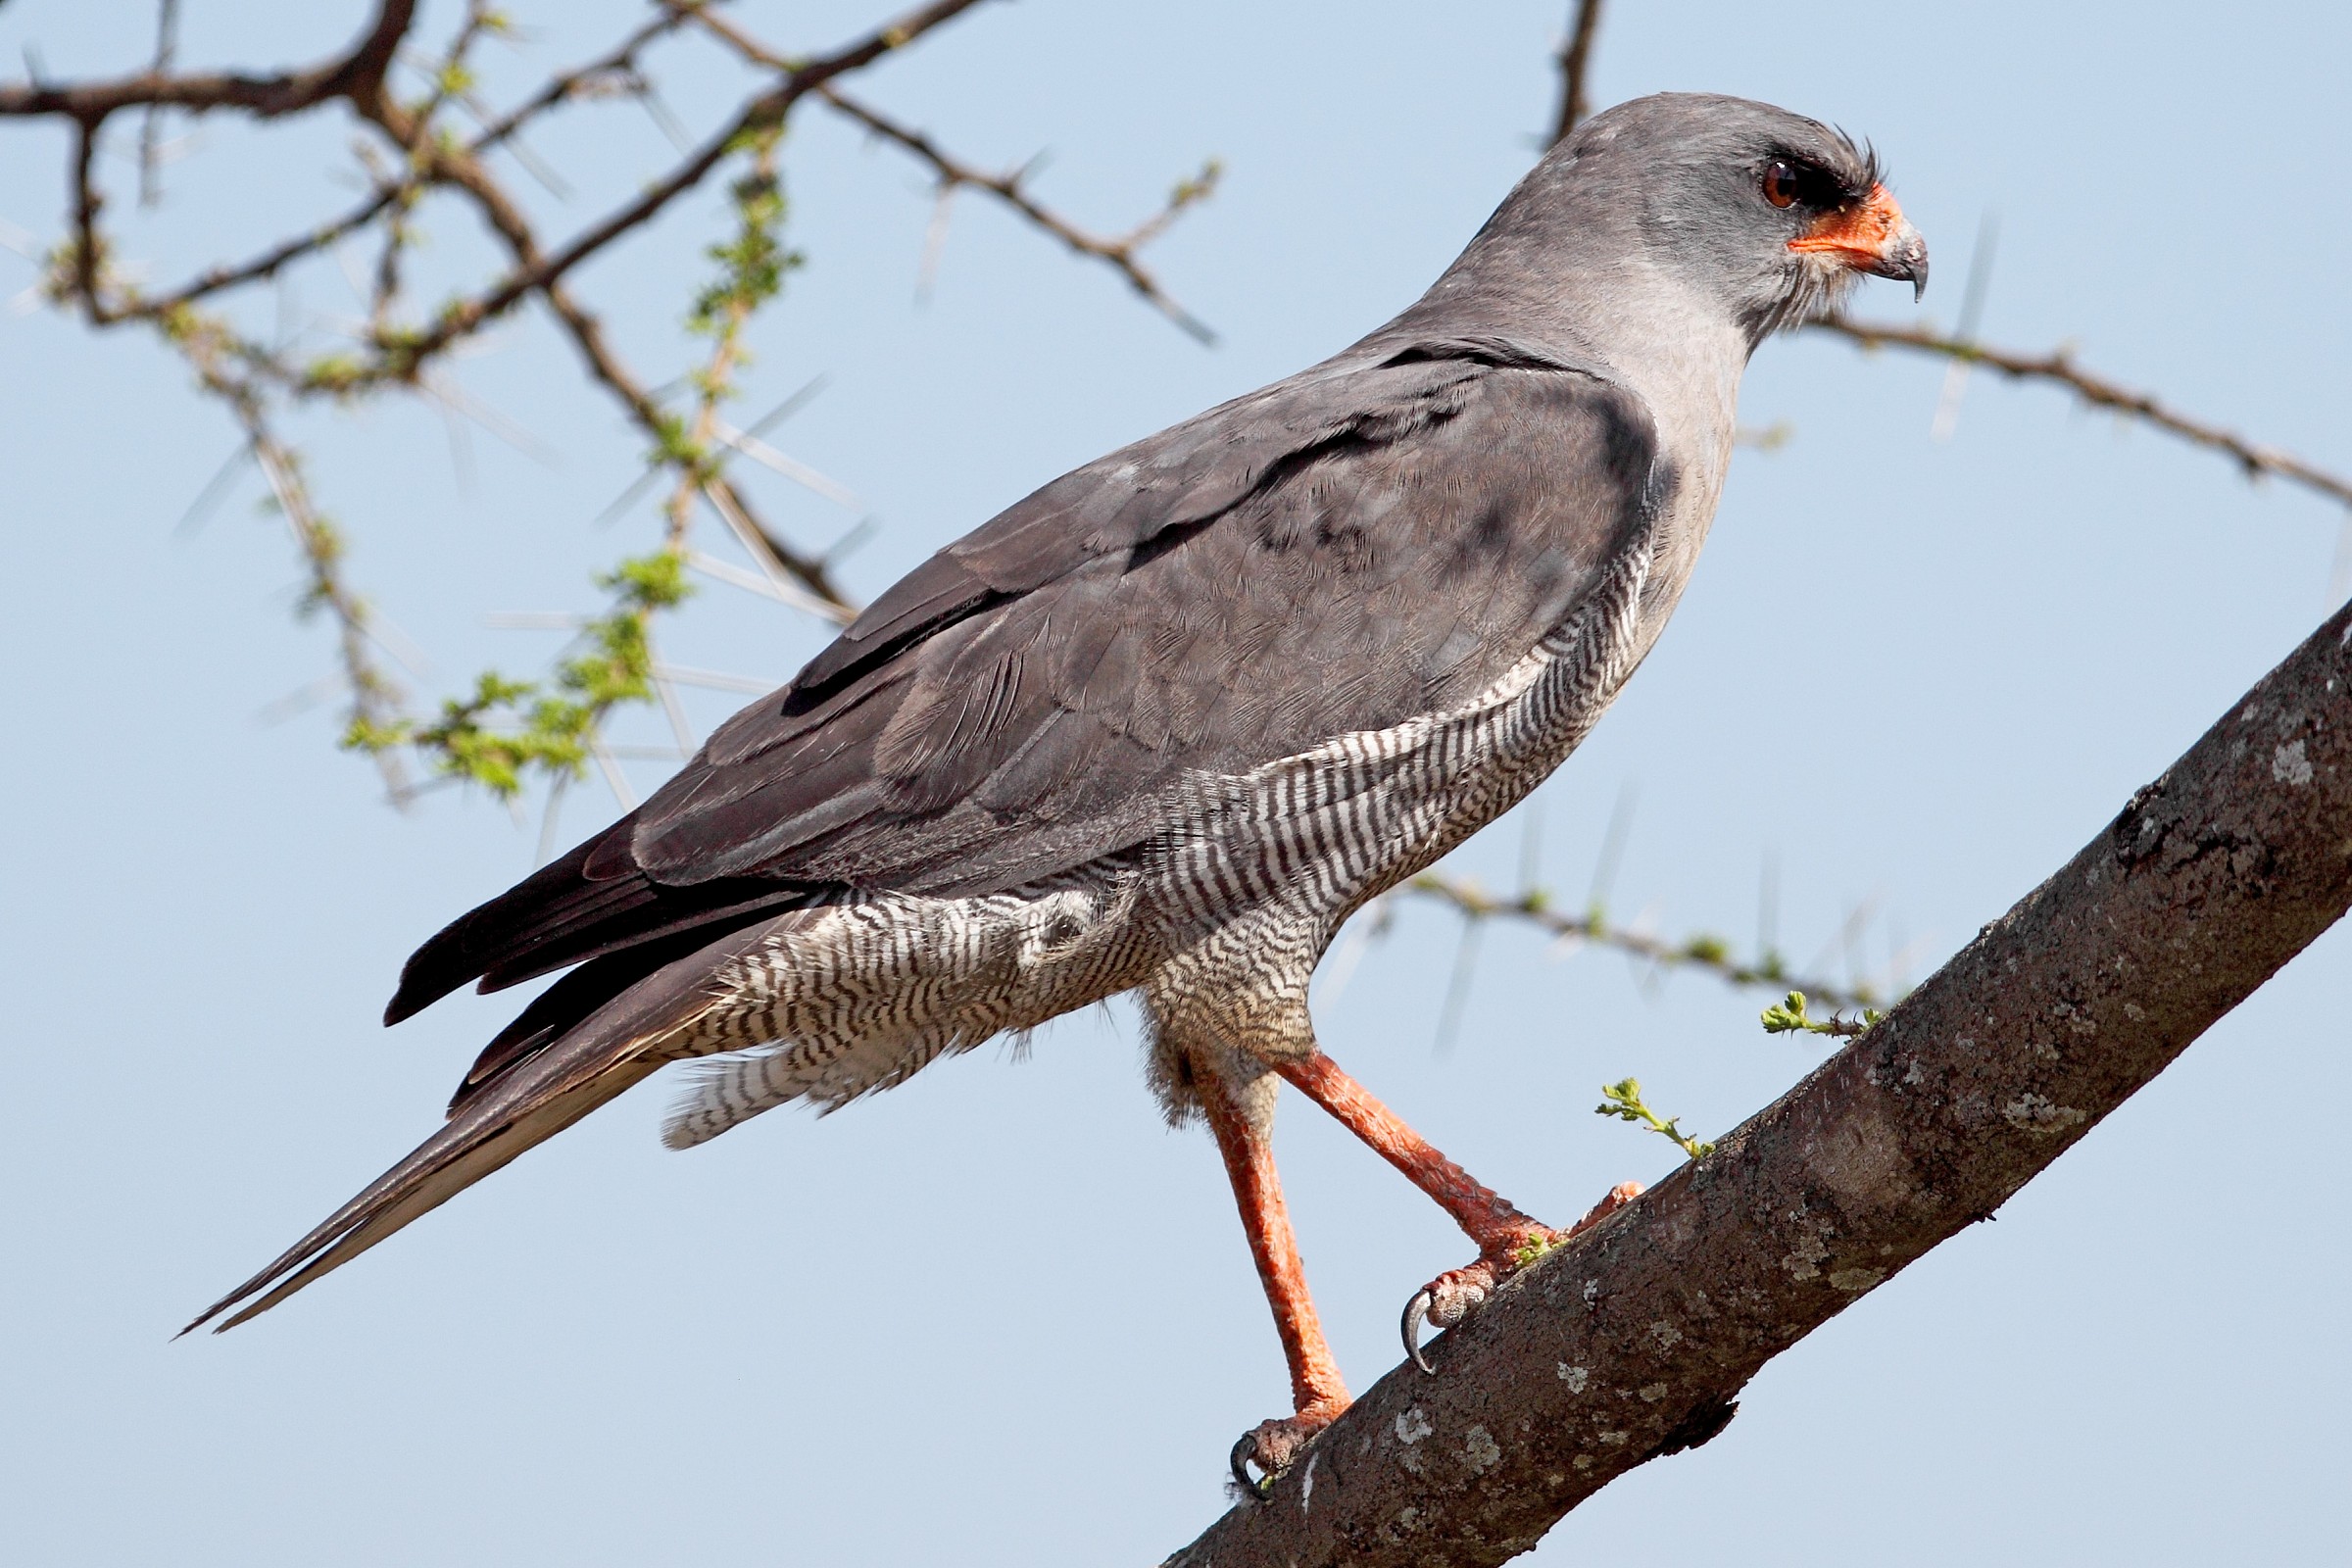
1230,1433 -> 1272,1500
1401,1286 -> 1438,1375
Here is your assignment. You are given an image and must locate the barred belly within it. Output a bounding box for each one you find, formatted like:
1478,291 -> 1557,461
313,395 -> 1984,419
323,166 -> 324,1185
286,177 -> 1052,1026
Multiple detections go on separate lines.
658,531 -> 1654,1149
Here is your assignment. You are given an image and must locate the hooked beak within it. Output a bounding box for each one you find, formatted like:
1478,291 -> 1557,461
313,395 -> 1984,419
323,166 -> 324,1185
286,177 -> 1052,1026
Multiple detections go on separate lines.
1788,183 -> 1930,301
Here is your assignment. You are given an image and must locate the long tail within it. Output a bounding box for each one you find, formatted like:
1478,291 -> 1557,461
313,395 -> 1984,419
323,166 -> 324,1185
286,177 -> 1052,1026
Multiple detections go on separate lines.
183,928 -> 752,1336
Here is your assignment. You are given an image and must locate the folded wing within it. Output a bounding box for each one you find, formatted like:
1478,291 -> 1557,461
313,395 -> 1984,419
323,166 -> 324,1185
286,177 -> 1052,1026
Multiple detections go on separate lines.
389,344 -> 1662,1108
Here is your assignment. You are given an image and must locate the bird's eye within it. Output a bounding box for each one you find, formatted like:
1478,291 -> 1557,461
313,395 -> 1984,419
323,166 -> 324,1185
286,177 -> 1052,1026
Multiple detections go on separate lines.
1761,161 -> 1804,209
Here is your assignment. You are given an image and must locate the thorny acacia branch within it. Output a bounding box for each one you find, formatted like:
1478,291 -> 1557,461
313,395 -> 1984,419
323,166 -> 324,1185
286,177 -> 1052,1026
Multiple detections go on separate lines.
1398,870 -> 1887,1016
1170,582 -> 2352,1568
815,85 -> 1221,344
191,329 -> 413,796
118,6 -> 698,322
0,0 -> 416,120
1393,868 -> 1896,1156
678,4 -> 1221,343
363,0 -> 998,376
1810,314 -> 2352,513
2,0 -> 1219,801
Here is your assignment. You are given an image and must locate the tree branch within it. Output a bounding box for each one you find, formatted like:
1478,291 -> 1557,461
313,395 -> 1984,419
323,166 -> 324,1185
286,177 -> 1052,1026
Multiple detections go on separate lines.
110,7 -> 701,320
815,84 -> 1220,343
380,0 -> 991,368
466,4 -> 698,157
1547,0 -> 1605,147
1167,596 -> 2352,1564
0,0 -> 415,120
682,4 -> 1217,343
1398,870 -> 1886,1013
1812,314 -> 2352,512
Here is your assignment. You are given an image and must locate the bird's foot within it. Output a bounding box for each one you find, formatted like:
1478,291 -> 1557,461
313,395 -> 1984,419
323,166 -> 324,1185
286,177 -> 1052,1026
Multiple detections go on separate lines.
1401,1180 -> 1642,1373
1399,1240 -> 1544,1374
1229,1396 -> 1348,1500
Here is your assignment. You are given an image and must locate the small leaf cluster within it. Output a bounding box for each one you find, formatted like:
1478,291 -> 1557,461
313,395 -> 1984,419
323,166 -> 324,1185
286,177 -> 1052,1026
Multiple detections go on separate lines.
1680,932 -> 1731,965
343,551 -> 694,798
688,127 -> 804,351
1166,158 -> 1225,211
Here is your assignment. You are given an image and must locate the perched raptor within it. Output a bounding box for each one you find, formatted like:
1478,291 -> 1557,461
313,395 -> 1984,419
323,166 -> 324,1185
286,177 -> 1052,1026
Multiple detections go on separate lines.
189,94 -> 1927,1488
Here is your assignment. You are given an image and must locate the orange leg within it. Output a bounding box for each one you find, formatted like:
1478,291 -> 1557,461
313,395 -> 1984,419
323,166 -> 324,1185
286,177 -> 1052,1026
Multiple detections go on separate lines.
1275,1050 -> 1641,1369
1199,1074 -> 1350,1494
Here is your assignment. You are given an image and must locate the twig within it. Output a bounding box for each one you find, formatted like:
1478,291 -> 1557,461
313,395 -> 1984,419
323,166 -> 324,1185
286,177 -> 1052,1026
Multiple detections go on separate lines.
368,2 -> 502,337
1813,314 -> 2352,512
1400,871 -> 1886,1013
137,0 -> 180,206
1595,1076 -> 1714,1158
379,0 -> 994,369
335,24 -> 861,616
242,408 -> 408,793
680,1 -> 1215,338
1547,0 -> 1605,147
116,8 -> 697,320
1758,989 -> 1877,1038
812,86 -> 1218,343
466,5 -> 699,158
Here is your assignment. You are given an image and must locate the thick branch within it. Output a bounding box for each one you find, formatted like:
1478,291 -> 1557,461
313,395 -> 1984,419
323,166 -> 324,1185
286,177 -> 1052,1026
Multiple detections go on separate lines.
1813,314 -> 2352,512
1169,599 -> 2352,1564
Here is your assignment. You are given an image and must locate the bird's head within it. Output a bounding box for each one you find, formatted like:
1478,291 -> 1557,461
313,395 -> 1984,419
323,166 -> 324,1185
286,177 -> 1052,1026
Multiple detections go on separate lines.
1421,94 -> 1928,357
1563,93 -> 1929,340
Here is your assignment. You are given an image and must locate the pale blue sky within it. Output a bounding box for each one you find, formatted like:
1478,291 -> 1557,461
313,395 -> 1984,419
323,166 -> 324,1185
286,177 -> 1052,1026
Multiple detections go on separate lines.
4,3 -> 2348,1563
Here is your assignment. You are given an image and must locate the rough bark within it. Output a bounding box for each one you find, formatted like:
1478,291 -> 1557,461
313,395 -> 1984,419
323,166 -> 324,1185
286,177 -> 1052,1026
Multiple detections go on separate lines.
1166,601 -> 2352,1566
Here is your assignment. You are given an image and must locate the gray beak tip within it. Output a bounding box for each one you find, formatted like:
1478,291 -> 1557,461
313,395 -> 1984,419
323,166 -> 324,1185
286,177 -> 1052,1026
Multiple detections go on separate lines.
1880,233 -> 1930,302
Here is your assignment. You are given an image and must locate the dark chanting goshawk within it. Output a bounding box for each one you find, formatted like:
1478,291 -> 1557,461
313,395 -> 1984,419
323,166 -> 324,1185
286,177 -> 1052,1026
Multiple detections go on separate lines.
190,93 -> 1927,1489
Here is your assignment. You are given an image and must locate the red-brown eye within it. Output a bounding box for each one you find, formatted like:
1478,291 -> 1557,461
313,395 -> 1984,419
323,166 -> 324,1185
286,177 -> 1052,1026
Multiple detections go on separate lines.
1762,161 -> 1801,209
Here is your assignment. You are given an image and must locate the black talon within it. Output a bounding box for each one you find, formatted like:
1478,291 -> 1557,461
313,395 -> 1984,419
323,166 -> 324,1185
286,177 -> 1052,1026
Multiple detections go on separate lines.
1402,1286 -> 1438,1374
1230,1433 -> 1273,1501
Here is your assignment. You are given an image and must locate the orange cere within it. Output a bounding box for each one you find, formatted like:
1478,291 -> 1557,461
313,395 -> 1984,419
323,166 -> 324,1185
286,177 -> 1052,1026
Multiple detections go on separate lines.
1787,183 -> 1908,267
